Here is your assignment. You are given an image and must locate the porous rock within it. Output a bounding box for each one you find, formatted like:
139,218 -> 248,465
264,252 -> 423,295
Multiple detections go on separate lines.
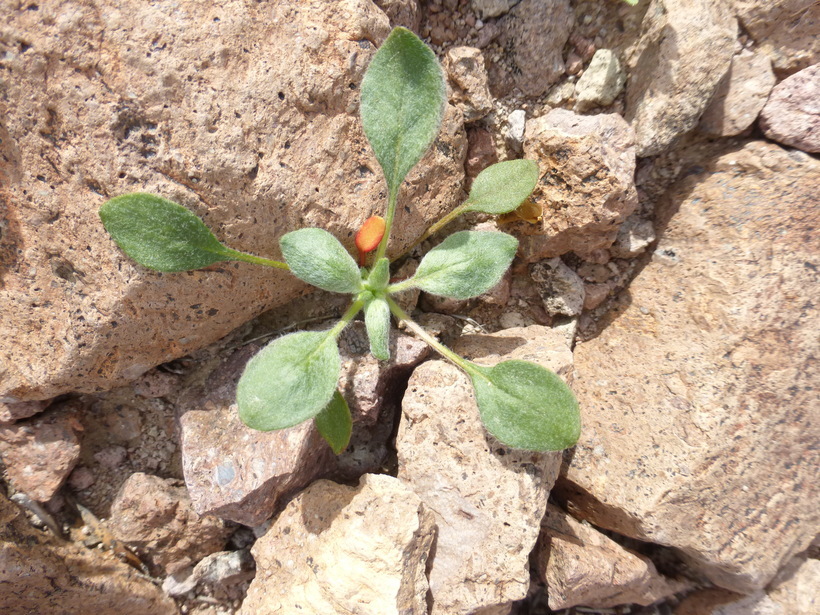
556,141 -> 820,593
676,557 -> 820,615
530,257 -> 585,317
537,504 -> 682,610
0,403 -> 82,501
397,325 -> 572,615
574,49 -> 627,111
0,0 -> 466,403
176,345 -> 335,526
0,492 -> 177,614
108,472 -> 232,574
238,474 -> 435,615
499,0 -> 574,97
625,0 -> 736,156
732,0 -> 820,74
517,109 -> 638,260
760,63 -> 820,153
445,46 -> 494,122
699,50 -> 776,137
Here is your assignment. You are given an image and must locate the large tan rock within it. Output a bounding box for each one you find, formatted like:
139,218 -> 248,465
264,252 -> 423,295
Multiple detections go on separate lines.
760,63 -> 820,153
732,0 -> 820,74
517,109 -> 637,260
397,325 -> 572,615
0,492 -> 177,615
239,474 -> 435,615
0,0 -> 466,403
556,141 -> 820,593
536,504 -> 682,610
626,0 -> 736,155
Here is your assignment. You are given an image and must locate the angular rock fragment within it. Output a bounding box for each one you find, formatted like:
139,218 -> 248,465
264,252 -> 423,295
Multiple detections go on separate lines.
574,49 -> 626,111
518,109 -> 638,260
109,473 -> 232,574
537,504 -> 682,610
699,50 -> 776,137
557,141 -> 820,593
397,325 -> 572,615
445,46 -> 494,122
239,474 -> 434,615
0,404 -> 82,501
626,0 -> 736,155
530,258 -> 585,317
1,492 -> 177,614
760,63 -> 820,153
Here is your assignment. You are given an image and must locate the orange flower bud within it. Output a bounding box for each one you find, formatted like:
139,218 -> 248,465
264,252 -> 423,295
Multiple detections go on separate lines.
355,215 -> 386,265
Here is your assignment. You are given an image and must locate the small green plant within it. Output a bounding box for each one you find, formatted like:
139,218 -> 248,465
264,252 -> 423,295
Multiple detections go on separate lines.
99,28 -> 581,454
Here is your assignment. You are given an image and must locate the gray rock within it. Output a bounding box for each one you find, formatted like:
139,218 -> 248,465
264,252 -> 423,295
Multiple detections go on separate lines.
398,325 -> 572,615
626,0 -> 737,156
530,258 -> 585,317
191,549 -> 255,587
760,63 -> 820,153
699,50 -> 776,136
610,214 -> 656,258
499,0 -> 574,97
506,109 -> 527,152
574,49 -> 626,111
557,141 -> 820,593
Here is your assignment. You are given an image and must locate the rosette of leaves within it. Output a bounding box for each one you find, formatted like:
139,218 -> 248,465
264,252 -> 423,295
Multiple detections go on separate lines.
99,27 -> 581,454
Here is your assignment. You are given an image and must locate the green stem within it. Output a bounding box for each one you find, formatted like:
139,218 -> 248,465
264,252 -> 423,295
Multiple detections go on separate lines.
374,189 -> 399,263
401,199 -> 472,256
328,298 -> 366,339
386,296 -> 476,374
224,248 -> 289,270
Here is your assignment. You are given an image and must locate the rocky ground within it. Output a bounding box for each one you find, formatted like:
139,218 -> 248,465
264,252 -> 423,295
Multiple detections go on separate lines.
1,1 -> 818,614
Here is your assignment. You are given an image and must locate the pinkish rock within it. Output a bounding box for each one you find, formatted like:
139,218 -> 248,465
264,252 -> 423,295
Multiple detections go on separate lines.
760,63 -> 820,153
537,504 -> 684,610
132,368 -> 181,398
0,404 -> 82,501
0,399 -> 53,424
108,473 -> 231,574
556,141 -> 820,593
732,0 -> 820,74
465,126 -> 499,183
373,0 -> 421,30
239,475 -> 435,615
0,0 -> 466,404
499,0 -> 574,97
518,109 -> 638,260
67,466 -> 96,491
1,492 -> 178,614
445,46 -> 494,122
626,0 -> 737,155
699,50 -> 776,136
529,258 -> 586,317
176,345 -> 335,526
397,325 -> 573,615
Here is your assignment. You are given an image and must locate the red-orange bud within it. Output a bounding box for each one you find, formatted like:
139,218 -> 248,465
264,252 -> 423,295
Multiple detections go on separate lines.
355,216 -> 386,265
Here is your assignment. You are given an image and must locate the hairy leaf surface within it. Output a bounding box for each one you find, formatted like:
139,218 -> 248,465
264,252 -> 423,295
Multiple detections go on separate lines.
465,160 -> 540,215
280,228 -> 362,294
315,391 -> 352,454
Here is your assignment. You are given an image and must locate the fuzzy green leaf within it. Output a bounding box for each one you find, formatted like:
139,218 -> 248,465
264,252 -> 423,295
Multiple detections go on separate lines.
237,331 -> 341,431
360,27 -> 445,197
280,228 -> 362,294
470,360 -> 581,451
464,160 -> 540,215
364,296 -> 391,360
366,257 -> 391,293
315,391 -> 352,454
404,231 -> 517,299
99,193 -> 235,272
